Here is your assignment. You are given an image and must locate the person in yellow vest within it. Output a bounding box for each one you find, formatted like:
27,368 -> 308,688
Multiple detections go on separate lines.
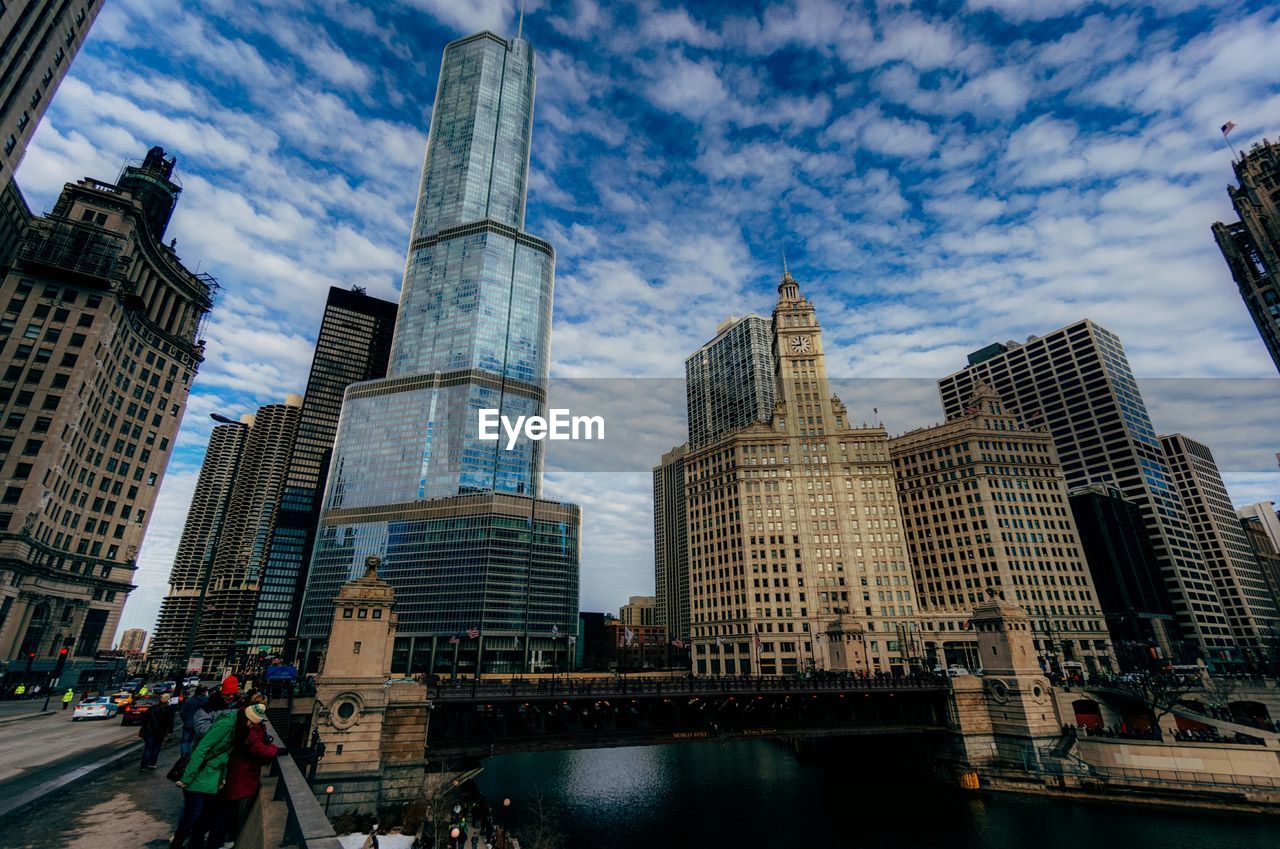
61,689 -> 74,710
138,685 -> 149,698
14,683 -> 26,699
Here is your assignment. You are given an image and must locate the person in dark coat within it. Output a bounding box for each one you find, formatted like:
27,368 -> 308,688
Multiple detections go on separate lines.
207,704 -> 278,847
180,686 -> 209,756
140,692 -> 175,770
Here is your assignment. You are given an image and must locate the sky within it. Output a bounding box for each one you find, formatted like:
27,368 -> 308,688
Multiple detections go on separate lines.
16,0 -> 1280,640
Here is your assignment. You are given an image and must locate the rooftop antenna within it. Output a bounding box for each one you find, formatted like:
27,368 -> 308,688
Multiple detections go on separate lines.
781,249 -> 790,278
517,0 -> 526,40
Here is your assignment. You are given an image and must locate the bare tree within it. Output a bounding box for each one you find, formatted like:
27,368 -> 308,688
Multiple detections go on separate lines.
518,792 -> 563,849
1201,675 -> 1237,712
415,759 -> 464,849
1113,671 -> 1200,725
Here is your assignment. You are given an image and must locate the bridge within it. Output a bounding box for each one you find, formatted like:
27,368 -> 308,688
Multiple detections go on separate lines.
419,675 -> 952,757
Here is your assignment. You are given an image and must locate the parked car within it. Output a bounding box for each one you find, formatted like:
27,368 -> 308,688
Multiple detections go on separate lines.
121,679 -> 143,692
946,665 -> 971,677
73,697 -> 119,721
121,696 -> 159,726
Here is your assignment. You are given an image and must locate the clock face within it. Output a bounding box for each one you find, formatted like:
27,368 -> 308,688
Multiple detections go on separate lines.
790,335 -> 812,354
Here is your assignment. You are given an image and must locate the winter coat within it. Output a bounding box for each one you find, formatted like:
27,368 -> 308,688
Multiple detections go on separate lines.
178,711 -> 237,794
221,721 -> 279,801
181,693 -> 207,727
142,701 -> 174,737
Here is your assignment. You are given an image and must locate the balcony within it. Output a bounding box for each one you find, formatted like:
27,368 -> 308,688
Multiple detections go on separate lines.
16,217 -> 126,286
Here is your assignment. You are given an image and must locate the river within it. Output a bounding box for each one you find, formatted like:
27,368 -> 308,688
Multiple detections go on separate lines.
474,740 -> 1280,849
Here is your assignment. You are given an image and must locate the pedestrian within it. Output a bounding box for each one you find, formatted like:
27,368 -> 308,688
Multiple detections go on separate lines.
361,823 -> 380,849
181,686 -> 209,756
14,683 -> 26,699
140,691 -> 175,771
173,709 -> 237,849
207,703 -> 278,848
61,688 -> 74,710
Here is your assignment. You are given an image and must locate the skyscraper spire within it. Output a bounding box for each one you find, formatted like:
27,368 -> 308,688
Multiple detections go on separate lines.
517,0 -> 526,40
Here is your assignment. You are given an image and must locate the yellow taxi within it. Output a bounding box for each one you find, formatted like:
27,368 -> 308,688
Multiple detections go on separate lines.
108,691 -> 133,707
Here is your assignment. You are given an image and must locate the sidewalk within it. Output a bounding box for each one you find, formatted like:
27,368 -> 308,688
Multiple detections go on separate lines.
0,738 -> 182,849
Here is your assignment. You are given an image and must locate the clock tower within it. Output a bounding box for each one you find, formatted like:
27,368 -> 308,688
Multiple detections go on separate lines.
771,266 -> 846,434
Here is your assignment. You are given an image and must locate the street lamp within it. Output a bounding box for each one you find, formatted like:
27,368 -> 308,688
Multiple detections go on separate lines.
325,785 -> 334,815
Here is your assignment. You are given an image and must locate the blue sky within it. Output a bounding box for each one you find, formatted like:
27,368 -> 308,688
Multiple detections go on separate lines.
17,0 -> 1280,638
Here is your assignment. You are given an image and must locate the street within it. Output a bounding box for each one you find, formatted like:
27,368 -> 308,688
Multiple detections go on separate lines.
0,702 -> 140,788
0,728 -> 181,849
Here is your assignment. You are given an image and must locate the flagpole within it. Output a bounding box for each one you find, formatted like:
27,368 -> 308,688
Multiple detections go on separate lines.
1221,121 -> 1239,161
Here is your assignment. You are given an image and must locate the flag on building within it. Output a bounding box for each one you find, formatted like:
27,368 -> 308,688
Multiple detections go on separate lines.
671,638 -> 685,649
448,633 -> 461,644
624,626 -> 635,647
753,629 -> 762,650
1221,121 -> 1237,135
550,624 -> 560,638
568,635 -> 577,647
467,627 -> 480,640
715,636 -> 724,648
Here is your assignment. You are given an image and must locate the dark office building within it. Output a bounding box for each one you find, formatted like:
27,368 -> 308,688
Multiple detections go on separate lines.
251,286 -> 396,658
1068,483 -> 1176,666
576,611 -> 613,671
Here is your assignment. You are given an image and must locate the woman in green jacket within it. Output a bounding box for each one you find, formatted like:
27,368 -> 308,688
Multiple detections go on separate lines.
170,710 -> 236,849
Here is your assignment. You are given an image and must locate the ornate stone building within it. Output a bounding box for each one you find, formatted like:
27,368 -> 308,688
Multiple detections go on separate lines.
688,269 -> 919,676
0,146 -> 214,681
890,384 -> 1115,673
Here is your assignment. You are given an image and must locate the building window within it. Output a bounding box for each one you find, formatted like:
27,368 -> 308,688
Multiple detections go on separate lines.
3,136 -> 15,155
342,608 -> 352,618
353,641 -> 362,654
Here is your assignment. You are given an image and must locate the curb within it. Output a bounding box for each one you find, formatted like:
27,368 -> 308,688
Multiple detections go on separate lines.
0,740 -> 145,820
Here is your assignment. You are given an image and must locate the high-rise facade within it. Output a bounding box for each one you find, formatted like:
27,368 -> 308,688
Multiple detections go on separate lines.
1160,433 -> 1278,661
1212,139 -> 1280,374
147,415 -> 250,670
686,315 -> 775,451
1068,483 -> 1175,663
0,146 -> 215,678
1,1 -> 102,189
298,30 -> 579,676
938,321 -> 1231,661
196,396 -> 302,671
688,270 -> 918,676
1239,512 -> 1280,630
653,443 -> 689,644
118,626 -> 145,655
890,383 -> 1114,673
620,595 -> 655,627
252,286 -> 396,658
1,1 -> 103,264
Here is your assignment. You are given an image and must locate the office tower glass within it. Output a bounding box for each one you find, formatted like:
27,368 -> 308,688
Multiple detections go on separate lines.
1160,433 -> 1279,662
939,321 -> 1231,661
686,315 -> 776,451
252,287 -> 396,657
298,30 -> 578,675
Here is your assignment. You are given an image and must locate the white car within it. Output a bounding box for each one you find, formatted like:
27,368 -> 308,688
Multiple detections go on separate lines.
73,697 -> 119,721
947,665 -> 971,677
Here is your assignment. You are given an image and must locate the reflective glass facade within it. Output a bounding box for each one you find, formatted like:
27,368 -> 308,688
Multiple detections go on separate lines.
298,31 -> 578,660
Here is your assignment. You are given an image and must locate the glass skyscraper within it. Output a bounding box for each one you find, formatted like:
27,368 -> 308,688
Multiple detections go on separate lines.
297,31 -> 578,675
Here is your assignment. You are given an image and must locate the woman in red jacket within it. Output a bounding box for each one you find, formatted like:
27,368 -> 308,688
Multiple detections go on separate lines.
208,703 -> 279,848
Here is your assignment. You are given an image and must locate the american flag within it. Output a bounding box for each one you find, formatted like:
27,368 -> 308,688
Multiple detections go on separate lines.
714,636 -> 724,648
550,624 -> 560,638
448,633 -> 461,644
962,620 -> 972,631
1221,121 -> 1237,136
624,626 -> 635,647
671,638 -> 685,649
466,627 -> 480,640
753,629 -> 762,650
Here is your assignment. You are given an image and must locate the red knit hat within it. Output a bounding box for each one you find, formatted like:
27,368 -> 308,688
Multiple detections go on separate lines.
220,675 -> 239,696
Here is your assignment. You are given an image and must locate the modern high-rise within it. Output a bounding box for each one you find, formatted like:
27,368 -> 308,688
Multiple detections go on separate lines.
196,396 -> 302,672
0,146 -> 215,679
1160,433 -> 1279,662
1068,483 -> 1175,663
147,414 -> 251,670
252,286 -> 396,659
653,443 -> 689,644
1239,510 -> 1280,628
686,315 -> 776,451
1,1 -> 103,263
688,269 -> 919,676
890,383 -> 1114,673
1212,139 -> 1280,374
939,321 -> 1231,661
297,30 -> 580,676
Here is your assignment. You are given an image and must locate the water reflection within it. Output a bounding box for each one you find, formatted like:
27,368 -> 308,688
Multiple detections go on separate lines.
475,740 -> 1280,849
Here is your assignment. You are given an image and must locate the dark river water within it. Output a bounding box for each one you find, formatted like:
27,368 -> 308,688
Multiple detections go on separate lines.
474,740 -> 1280,849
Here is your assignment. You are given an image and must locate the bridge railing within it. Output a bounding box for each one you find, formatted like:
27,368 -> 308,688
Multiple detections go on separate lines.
427,673 -> 948,701
263,718 -> 343,849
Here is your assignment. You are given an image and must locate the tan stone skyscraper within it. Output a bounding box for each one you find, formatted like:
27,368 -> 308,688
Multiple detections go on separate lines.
688,269 -> 918,676
890,383 -> 1114,673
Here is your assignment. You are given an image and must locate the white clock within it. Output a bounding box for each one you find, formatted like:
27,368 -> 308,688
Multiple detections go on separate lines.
790,335 -> 812,354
